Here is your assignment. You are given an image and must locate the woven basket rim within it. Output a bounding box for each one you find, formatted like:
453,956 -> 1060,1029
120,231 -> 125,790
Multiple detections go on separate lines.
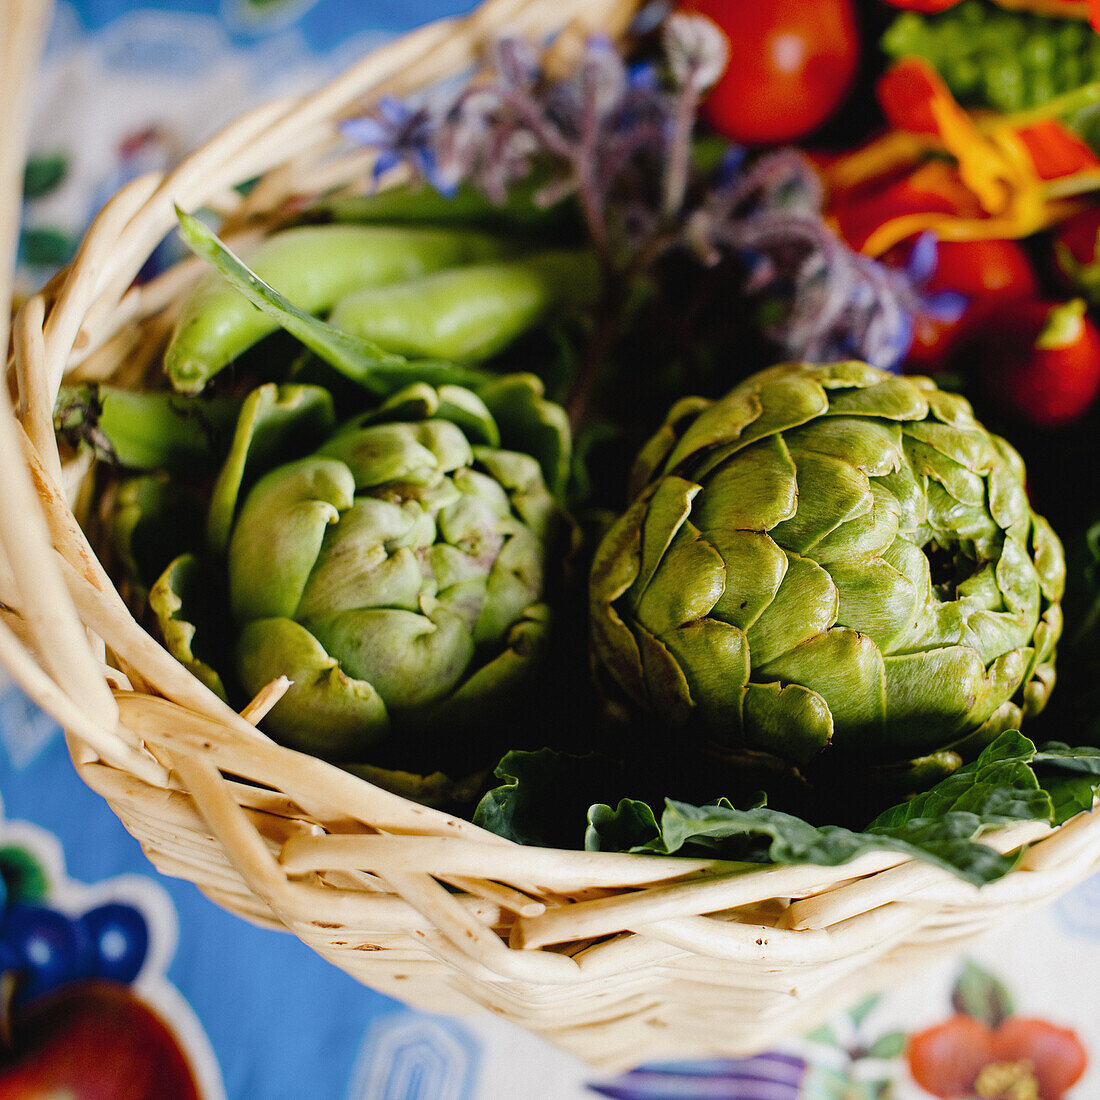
5,0 -> 1100,1066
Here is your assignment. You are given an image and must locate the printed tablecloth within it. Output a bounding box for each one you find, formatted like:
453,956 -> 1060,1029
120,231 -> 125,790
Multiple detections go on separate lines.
6,3 -> 1100,1097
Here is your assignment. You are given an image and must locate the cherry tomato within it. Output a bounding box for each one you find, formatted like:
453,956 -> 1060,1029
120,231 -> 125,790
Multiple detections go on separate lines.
975,298 -> 1100,427
894,238 -> 1039,370
678,0 -> 860,146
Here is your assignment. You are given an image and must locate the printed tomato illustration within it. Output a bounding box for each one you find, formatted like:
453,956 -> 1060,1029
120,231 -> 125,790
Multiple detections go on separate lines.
907,1013 -> 1087,1099
0,980 -> 201,1100
0,809 -> 224,1100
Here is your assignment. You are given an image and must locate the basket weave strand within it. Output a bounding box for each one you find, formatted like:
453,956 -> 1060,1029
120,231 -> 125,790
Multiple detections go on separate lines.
4,0 -> 1100,1070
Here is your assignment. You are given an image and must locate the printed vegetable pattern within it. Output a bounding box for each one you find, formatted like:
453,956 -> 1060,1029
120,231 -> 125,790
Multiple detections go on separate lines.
587,962 -> 1091,1098
19,2 -> 1100,1097
0,802 -> 222,1099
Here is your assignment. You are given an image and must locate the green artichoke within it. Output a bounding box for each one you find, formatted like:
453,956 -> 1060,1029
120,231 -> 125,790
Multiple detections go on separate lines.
148,374 -> 569,771
590,361 -> 1065,783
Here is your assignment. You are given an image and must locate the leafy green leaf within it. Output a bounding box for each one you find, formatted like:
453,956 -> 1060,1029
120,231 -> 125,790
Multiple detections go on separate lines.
0,846 -> 50,903
1042,775 -> 1100,825
23,154 -> 67,199
474,749 -> 629,850
951,960 -> 1013,1027
585,799 -> 663,853
576,734 -> 1092,885
1032,743 -> 1100,824
866,1031 -> 906,1059
798,1066 -> 863,1100
849,994 -> 881,1030
477,733 -> 1100,886
805,1023 -> 841,1047
869,731 -> 1050,828
19,226 -> 78,267
1034,742 -> 1100,774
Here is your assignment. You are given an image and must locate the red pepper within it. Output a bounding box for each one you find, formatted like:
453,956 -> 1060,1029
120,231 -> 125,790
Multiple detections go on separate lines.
876,57 -> 953,136
1015,119 -> 1100,181
831,161 -> 980,253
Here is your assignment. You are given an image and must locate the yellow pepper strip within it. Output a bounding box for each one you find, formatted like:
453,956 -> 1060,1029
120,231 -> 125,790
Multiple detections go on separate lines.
821,131 -> 940,196
829,65 -> 1100,256
928,97 -> 1014,214
860,199 -> 1086,258
1045,168 -> 1100,201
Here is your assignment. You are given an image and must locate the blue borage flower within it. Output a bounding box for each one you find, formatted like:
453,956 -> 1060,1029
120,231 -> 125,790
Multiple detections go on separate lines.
342,31 -> 955,374
339,96 -> 449,192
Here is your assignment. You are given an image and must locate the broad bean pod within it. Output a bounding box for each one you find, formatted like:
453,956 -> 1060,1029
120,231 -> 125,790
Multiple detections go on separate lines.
165,224 -> 513,393
327,251 -> 601,362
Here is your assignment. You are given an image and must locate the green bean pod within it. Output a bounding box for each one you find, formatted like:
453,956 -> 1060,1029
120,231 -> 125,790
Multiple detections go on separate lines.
326,251 -> 601,362
165,224 -> 513,393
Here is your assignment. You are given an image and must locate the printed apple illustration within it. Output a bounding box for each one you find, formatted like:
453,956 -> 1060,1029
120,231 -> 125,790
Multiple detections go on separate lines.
0,979 -> 201,1100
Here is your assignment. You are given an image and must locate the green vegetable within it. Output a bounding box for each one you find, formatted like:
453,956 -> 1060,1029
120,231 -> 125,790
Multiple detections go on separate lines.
165,220 -> 512,392
589,361 -> 1065,794
327,252 -> 601,362
54,384 -> 242,472
477,732 -> 1100,885
152,372 -> 570,768
173,210 -> 495,396
320,176 -> 573,232
883,1 -> 1100,127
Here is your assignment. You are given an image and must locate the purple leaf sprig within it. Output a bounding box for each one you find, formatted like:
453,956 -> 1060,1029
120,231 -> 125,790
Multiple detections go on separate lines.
699,150 -> 966,373
341,17 -> 959,397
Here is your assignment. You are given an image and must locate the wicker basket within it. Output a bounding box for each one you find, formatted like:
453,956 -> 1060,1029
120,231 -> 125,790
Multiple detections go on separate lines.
4,0 -> 1100,1071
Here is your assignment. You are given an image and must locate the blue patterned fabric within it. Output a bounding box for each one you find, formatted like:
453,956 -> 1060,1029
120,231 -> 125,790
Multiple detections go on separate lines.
6,4 -> 1100,1098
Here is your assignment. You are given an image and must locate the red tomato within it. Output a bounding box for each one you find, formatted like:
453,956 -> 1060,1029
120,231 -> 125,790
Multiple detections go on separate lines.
678,0 -> 860,146
889,238 -> 1039,370
976,298 -> 1100,427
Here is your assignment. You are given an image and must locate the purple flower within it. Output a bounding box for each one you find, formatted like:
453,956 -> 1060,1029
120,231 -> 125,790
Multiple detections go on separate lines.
340,96 -> 448,192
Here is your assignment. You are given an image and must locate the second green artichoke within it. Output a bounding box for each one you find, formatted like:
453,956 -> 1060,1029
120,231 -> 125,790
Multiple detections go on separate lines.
590,361 -> 1065,779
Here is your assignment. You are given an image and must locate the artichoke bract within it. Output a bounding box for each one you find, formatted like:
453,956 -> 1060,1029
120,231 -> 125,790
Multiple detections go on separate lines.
590,361 -> 1065,780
